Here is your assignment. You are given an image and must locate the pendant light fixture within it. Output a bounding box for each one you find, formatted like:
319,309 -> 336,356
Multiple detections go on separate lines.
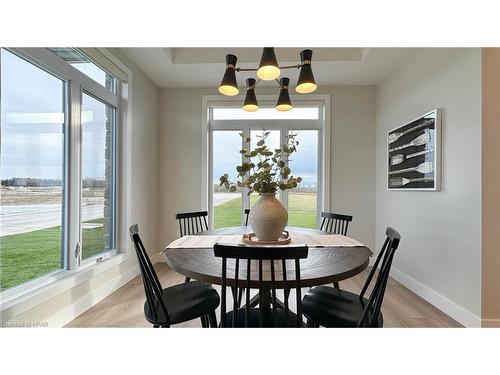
295,49 -> 317,94
218,48 -> 317,111
218,54 -> 239,96
256,47 -> 281,81
276,77 -> 292,111
243,78 -> 259,112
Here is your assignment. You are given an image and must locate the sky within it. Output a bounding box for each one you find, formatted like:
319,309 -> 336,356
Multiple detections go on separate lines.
0,49 -> 109,180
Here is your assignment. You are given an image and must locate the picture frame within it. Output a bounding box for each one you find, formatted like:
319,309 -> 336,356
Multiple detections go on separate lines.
387,109 -> 441,191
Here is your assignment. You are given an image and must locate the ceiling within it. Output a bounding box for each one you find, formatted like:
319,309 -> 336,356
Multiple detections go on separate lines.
119,48 -> 414,88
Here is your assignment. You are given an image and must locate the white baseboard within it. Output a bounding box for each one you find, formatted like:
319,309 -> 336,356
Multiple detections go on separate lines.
390,267 -> 481,328
48,264 -> 140,327
48,252 -> 166,327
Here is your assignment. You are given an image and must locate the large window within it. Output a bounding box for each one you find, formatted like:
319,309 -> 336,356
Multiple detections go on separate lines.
0,49 -> 66,291
209,101 -> 325,230
0,48 -> 124,293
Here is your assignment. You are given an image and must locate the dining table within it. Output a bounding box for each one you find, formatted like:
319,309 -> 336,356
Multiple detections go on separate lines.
163,226 -> 373,310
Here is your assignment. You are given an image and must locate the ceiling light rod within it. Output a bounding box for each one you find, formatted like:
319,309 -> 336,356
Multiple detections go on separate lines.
247,77 -> 289,91
249,78 -> 261,90
235,63 -> 302,72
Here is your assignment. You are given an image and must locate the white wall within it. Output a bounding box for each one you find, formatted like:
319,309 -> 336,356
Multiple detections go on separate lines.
375,48 -> 482,326
2,49 -> 160,326
158,86 -> 376,251
110,49 -> 160,254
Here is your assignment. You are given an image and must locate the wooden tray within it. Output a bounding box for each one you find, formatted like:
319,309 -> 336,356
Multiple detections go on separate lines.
242,231 -> 291,245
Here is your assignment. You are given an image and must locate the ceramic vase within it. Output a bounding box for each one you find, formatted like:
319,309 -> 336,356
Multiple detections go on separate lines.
249,193 -> 288,241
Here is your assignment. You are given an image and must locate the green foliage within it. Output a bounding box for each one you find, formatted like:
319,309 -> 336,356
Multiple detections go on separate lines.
218,130 -> 302,196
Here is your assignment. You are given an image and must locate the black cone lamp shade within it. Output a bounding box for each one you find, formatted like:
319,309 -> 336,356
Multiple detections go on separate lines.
243,78 -> 259,112
219,54 -> 239,96
257,47 -> 281,81
296,49 -> 317,94
276,77 -> 292,111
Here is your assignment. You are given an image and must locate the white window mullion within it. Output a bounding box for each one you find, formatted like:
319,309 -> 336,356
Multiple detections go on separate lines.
279,128 -> 288,209
242,127 -> 251,222
208,127 -> 214,228
317,127 -> 324,225
67,82 -> 82,270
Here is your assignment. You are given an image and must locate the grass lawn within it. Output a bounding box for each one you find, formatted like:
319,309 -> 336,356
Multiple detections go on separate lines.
213,196 -> 242,228
214,192 -> 317,229
81,218 -> 108,260
0,218 -> 106,291
288,192 -> 318,228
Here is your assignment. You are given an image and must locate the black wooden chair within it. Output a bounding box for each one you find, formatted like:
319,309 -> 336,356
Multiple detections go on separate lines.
214,243 -> 308,328
129,224 -> 220,328
320,212 -> 353,289
319,212 -> 353,235
176,210 -> 209,237
302,227 -> 401,328
175,211 -> 209,282
244,209 -> 251,226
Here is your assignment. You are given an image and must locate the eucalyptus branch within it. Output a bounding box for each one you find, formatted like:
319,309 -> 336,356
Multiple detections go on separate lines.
219,129 -> 303,196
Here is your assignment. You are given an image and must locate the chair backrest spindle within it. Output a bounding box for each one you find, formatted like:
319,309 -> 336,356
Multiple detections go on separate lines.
282,259 -> 290,328
270,260 -> 277,327
244,209 -> 251,226
245,259 -> 251,326
258,259 -> 263,327
233,258 -> 240,327
220,257 -> 227,327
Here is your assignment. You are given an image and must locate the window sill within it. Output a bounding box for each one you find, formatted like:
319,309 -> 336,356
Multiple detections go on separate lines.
0,251 -> 132,320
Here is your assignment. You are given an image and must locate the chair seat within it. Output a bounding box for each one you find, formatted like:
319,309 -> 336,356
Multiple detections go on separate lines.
144,281 -> 220,326
302,286 -> 383,328
221,308 -> 303,328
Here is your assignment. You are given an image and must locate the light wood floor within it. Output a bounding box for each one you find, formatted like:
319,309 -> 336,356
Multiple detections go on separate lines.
66,262 -> 462,328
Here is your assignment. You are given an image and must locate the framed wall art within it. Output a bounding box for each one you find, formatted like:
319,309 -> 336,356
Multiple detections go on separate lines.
387,109 -> 441,191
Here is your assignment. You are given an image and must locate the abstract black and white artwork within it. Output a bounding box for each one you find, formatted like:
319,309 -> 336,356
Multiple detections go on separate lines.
387,109 -> 441,191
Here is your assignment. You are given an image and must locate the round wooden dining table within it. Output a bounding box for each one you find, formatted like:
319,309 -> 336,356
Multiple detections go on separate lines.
163,226 -> 372,309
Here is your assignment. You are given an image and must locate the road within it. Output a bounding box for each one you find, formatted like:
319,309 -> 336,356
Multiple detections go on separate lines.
213,192 -> 240,205
1,193 -> 241,237
0,204 -> 104,236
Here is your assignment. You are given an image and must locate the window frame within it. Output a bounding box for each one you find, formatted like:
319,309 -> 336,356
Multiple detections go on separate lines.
202,95 -> 331,229
79,90 -> 118,265
0,47 -> 131,307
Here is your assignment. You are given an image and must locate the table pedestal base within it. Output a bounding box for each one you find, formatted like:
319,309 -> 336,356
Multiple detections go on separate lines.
236,288 -> 289,310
